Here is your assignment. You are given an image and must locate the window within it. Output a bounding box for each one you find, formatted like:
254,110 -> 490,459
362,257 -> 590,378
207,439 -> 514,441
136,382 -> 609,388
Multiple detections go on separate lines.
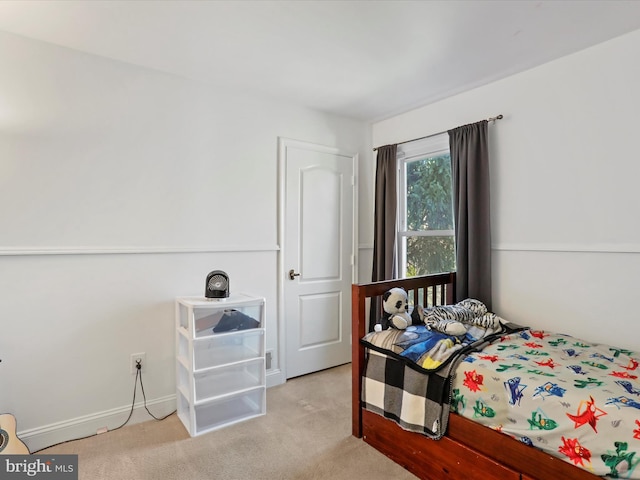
397,133 -> 456,278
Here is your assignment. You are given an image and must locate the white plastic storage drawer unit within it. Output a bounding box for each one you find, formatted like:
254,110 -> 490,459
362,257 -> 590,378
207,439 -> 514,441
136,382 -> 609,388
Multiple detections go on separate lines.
175,294 -> 266,437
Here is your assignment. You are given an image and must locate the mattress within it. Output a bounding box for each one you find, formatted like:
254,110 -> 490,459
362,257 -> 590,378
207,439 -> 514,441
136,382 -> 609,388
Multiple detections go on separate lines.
453,328 -> 640,479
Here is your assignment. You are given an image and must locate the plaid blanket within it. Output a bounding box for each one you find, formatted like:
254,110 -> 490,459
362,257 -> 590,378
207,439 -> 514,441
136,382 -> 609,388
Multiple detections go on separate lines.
361,319 -> 522,439
362,348 -> 465,438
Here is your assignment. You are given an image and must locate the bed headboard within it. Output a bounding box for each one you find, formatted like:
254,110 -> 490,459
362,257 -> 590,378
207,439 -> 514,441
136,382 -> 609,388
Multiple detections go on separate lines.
351,272 -> 456,437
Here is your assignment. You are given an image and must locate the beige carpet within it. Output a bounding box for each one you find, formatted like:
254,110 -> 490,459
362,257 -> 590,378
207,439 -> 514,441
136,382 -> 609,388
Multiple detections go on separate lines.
41,364 -> 417,480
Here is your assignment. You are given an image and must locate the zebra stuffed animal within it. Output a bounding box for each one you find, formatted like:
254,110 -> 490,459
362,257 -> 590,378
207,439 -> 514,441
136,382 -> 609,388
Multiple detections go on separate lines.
413,299 -> 501,336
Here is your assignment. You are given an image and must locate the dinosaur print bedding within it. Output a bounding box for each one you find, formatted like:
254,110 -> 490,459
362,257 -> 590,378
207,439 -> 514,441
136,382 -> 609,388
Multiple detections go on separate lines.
452,329 -> 640,479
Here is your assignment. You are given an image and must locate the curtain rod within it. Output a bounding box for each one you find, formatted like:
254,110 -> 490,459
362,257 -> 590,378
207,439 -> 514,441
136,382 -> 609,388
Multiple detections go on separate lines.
372,114 -> 503,152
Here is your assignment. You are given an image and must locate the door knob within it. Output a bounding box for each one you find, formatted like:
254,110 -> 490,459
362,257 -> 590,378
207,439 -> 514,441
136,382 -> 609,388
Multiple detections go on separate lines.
288,269 -> 301,280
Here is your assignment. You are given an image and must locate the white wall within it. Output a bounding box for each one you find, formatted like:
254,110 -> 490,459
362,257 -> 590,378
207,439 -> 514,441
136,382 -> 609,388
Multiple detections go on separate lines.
371,29 -> 640,351
0,30 -> 369,450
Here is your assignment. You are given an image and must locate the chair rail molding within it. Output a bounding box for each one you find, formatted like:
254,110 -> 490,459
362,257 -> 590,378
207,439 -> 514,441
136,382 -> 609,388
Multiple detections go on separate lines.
493,242 -> 640,254
0,245 -> 280,256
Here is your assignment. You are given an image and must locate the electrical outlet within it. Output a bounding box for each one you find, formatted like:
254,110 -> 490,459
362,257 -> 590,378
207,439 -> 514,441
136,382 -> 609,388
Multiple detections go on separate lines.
130,352 -> 146,375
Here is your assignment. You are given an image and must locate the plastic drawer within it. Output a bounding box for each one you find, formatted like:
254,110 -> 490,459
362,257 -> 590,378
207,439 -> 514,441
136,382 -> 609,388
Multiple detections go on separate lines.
177,296 -> 264,338
190,330 -> 264,370
194,359 -> 264,402
193,305 -> 262,337
194,387 -> 265,435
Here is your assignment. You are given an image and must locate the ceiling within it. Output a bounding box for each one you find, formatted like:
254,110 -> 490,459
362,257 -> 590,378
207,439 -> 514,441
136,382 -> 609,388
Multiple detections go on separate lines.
0,0 -> 639,122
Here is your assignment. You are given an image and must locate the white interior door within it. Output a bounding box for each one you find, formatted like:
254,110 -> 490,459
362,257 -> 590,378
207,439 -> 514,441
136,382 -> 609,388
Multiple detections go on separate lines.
281,139 -> 356,379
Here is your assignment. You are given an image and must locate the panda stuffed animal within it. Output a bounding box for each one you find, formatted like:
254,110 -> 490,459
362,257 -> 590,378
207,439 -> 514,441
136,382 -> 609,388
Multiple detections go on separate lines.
375,287 -> 413,332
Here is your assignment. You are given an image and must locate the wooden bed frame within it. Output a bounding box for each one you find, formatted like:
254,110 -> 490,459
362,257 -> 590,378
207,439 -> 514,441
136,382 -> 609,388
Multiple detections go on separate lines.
351,273 -> 599,480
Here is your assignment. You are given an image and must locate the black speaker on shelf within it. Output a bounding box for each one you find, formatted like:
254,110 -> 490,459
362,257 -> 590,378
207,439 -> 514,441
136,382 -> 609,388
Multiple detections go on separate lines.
205,270 -> 230,299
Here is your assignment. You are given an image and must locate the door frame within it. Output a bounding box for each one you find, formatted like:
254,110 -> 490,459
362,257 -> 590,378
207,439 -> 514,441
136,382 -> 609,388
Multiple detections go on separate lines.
277,137 -> 358,382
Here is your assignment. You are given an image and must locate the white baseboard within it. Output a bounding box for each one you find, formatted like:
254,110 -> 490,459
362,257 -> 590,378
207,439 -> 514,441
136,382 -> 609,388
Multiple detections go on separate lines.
21,374 -> 286,453
19,395 -> 177,453
267,368 -> 286,388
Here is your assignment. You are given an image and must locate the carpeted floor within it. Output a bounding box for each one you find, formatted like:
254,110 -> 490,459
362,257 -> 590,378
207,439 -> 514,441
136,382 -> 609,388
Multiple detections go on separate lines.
41,364 -> 418,479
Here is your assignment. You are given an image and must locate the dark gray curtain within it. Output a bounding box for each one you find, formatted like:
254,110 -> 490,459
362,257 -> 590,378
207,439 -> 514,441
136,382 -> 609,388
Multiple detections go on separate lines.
448,121 -> 492,309
370,144 -> 397,329
371,144 -> 398,282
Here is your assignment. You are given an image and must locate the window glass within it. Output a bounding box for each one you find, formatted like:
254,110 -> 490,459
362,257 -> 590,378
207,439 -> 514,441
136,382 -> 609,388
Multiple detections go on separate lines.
398,134 -> 455,277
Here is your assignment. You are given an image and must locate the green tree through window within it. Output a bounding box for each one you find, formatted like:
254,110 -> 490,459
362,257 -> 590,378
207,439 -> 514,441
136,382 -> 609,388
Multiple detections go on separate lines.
398,134 -> 456,277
